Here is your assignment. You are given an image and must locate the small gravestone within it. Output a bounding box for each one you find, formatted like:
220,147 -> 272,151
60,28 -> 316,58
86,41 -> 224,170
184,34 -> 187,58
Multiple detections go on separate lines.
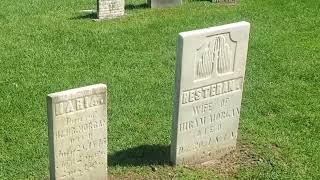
171,21 -> 250,165
212,0 -> 236,3
47,84 -> 107,179
97,0 -> 124,20
147,0 -> 182,8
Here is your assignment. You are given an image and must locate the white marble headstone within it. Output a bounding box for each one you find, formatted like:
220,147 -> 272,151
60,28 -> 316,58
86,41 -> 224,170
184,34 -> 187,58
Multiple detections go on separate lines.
97,0 -> 124,20
212,0 -> 236,3
47,84 -> 107,179
147,0 -> 182,8
171,22 -> 250,165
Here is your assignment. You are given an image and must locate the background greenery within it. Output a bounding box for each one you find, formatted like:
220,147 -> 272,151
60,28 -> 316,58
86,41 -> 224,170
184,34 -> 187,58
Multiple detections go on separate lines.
0,0 -> 319,179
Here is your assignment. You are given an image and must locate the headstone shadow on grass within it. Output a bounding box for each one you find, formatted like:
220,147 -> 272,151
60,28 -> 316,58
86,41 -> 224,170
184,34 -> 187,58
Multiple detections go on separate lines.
71,10 -> 97,20
125,3 -> 149,10
108,144 -> 170,166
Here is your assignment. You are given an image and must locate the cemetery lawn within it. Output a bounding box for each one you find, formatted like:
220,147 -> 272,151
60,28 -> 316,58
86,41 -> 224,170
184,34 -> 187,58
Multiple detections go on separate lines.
1,0 -> 320,179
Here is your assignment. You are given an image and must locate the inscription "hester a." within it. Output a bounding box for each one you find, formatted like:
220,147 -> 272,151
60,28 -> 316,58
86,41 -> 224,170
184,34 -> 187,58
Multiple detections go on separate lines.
181,77 -> 242,105
55,94 -> 104,116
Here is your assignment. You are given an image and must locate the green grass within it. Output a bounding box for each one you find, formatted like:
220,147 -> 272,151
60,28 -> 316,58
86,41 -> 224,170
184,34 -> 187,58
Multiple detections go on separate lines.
1,0 -> 320,179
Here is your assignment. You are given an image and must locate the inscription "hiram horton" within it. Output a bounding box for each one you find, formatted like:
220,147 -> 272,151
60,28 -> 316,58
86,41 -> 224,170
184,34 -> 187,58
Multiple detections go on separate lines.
55,94 -> 105,116
181,77 -> 243,105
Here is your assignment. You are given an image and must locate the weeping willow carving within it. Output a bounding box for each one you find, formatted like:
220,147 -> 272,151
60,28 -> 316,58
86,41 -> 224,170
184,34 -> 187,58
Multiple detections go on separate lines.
215,35 -> 233,74
195,35 -> 234,81
195,43 -> 215,80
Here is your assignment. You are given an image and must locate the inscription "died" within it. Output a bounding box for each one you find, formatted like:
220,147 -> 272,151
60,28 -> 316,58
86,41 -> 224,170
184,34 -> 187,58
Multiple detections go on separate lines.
55,94 -> 104,116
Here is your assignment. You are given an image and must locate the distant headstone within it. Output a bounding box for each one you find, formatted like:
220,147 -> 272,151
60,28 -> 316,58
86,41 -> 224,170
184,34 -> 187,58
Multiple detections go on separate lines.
212,0 -> 236,3
97,0 -> 124,19
147,0 -> 182,8
47,84 -> 107,179
171,22 -> 250,165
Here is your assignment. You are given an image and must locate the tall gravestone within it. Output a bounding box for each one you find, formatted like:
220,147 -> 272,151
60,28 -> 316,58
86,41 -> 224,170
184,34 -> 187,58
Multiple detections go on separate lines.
47,84 -> 107,179
171,22 -> 250,165
97,0 -> 124,20
147,0 -> 182,8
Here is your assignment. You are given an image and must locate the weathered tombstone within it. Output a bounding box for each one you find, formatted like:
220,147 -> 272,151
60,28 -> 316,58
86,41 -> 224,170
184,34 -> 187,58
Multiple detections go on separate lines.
171,21 -> 250,165
97,0 -> 125,20
147,0 -> 182,8
47,84 -> 107,179
212,0 -> 236,3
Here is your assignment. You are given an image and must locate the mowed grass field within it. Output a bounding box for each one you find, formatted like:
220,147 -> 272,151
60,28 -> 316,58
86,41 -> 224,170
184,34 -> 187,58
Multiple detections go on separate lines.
1,0 -> 320,179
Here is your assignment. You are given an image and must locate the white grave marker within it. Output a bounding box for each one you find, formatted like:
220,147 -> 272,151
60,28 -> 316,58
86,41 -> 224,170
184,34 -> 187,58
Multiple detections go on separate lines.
147,0 -> 182,8
212,0 -> 236,3
97,0 -> 124,20
47,84 -> 107,179
171,22 -> 250,165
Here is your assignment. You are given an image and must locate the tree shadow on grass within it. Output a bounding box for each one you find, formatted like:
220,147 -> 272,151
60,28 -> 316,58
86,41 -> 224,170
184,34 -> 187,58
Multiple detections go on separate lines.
108,144 -> 170,166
